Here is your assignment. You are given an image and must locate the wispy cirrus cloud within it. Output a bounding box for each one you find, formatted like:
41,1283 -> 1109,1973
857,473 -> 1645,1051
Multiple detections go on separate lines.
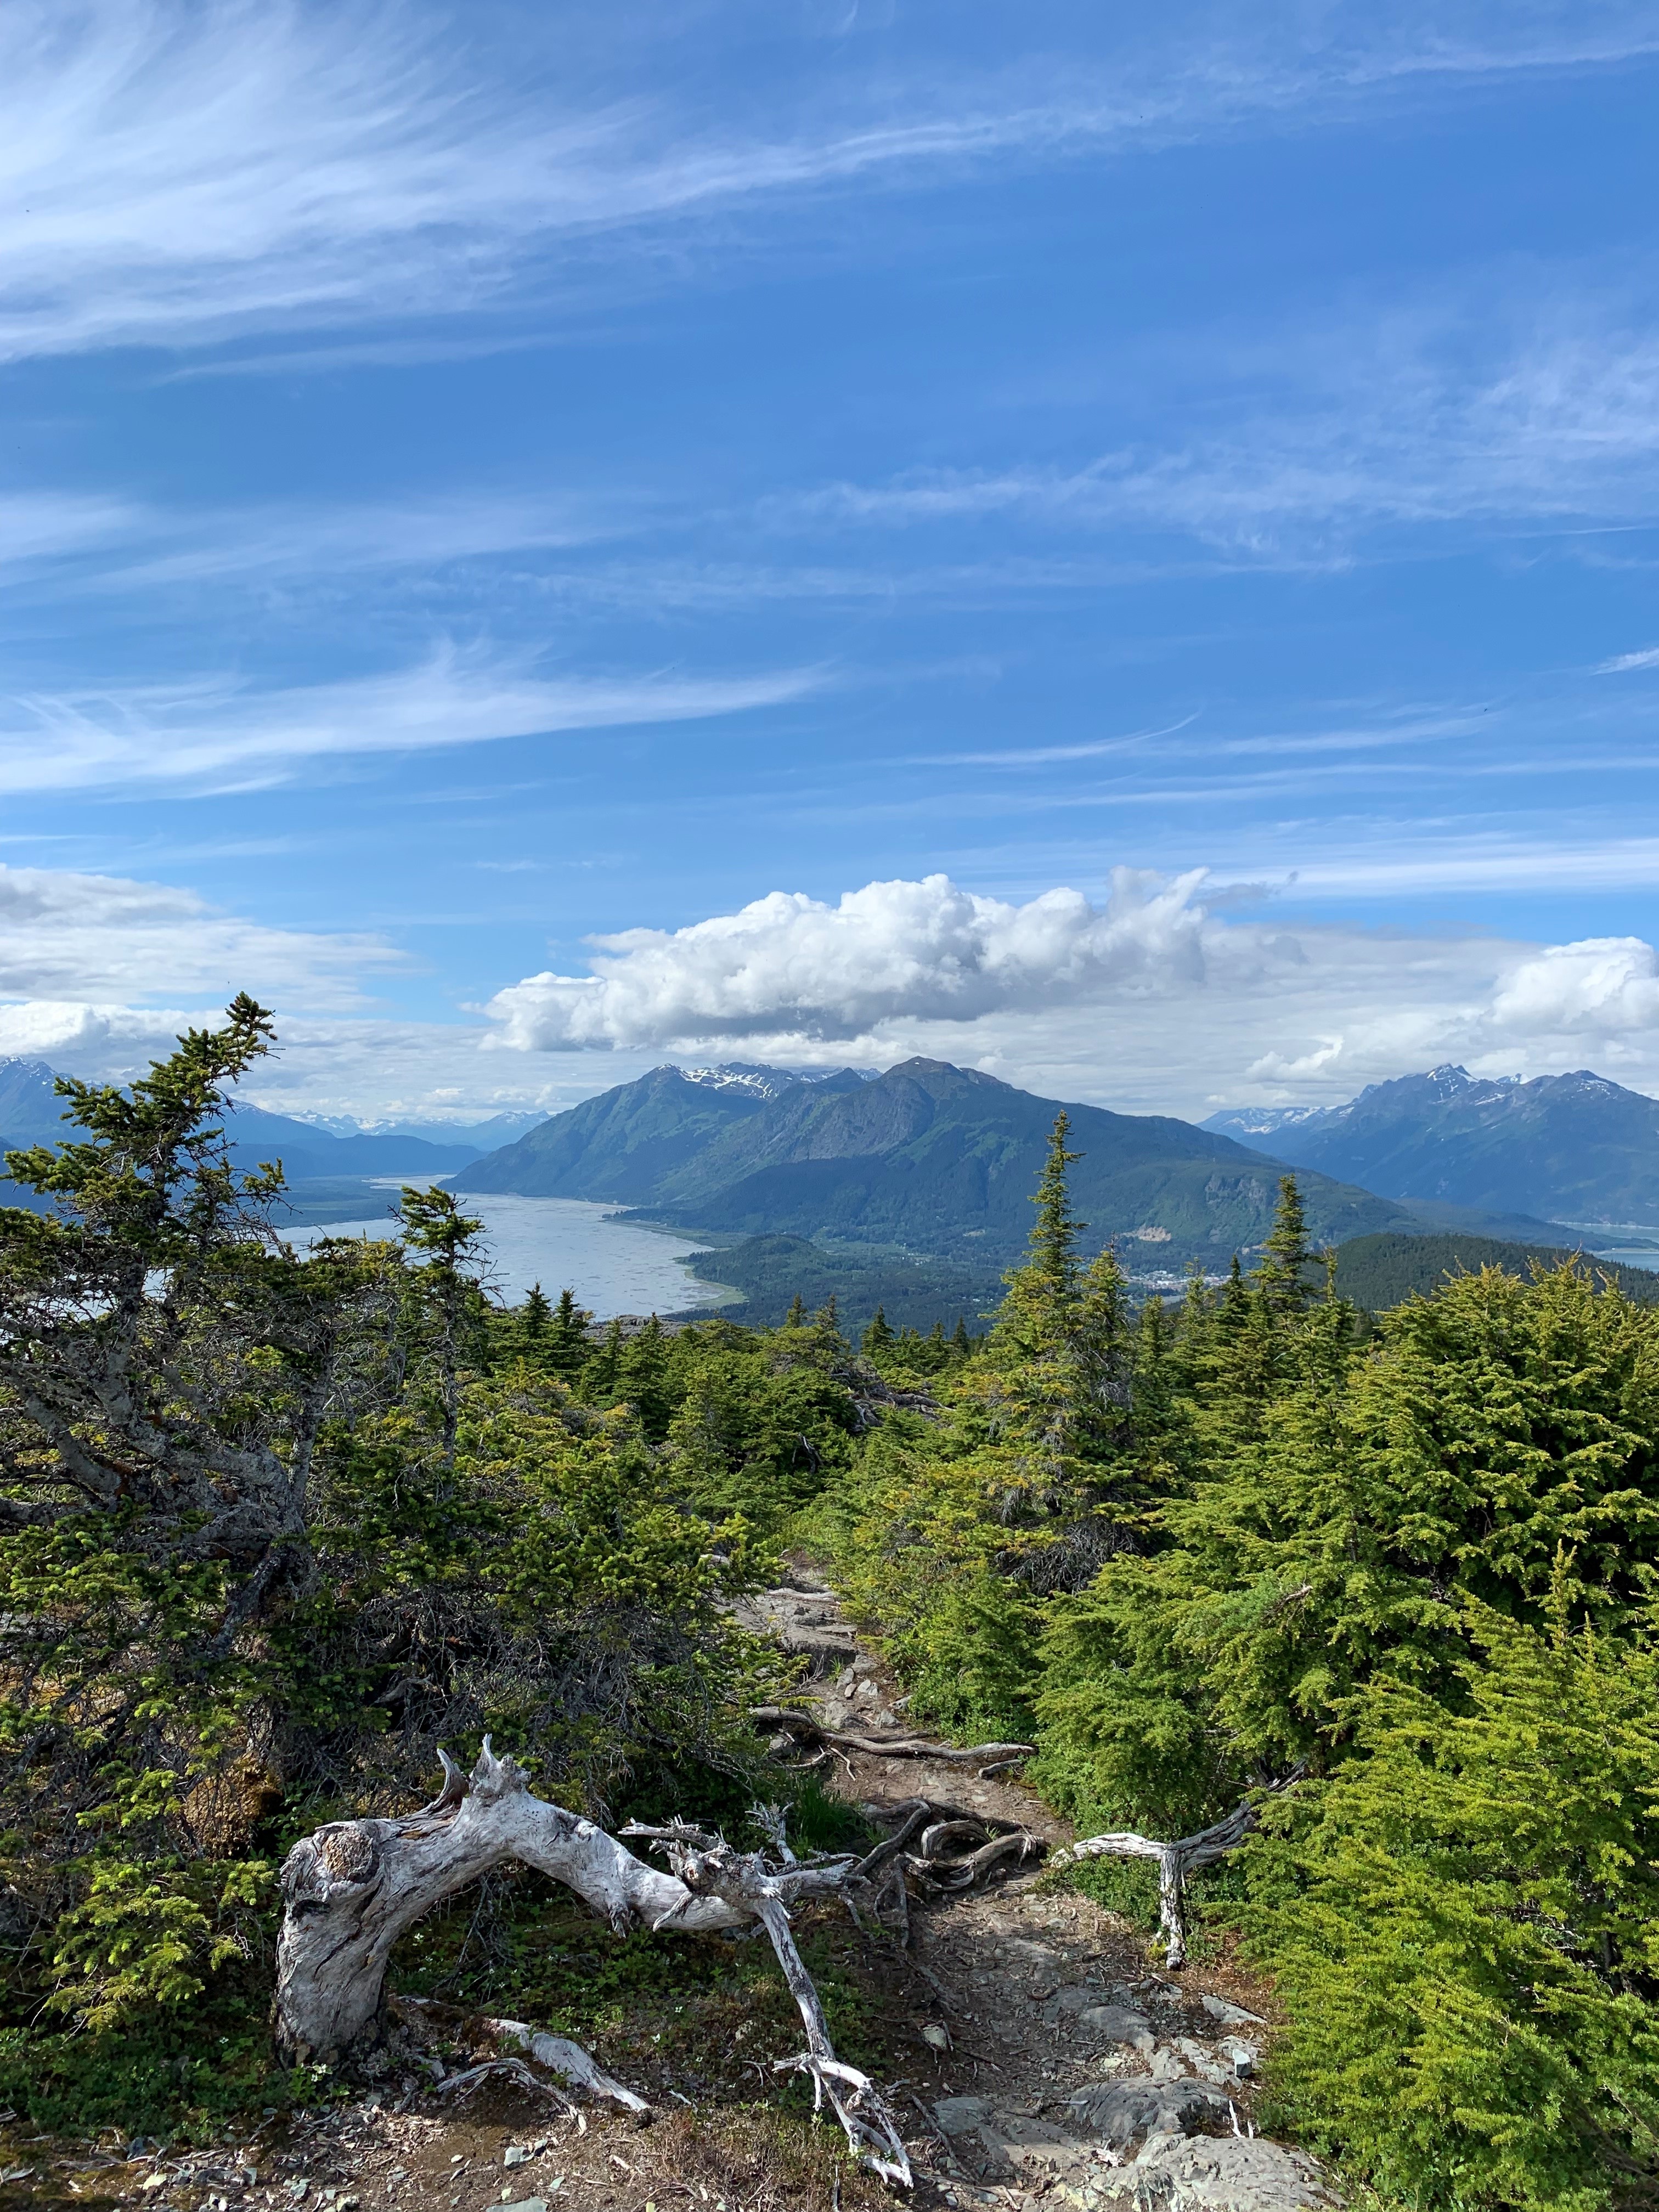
0,645 -> 819,793
781,300 -> 1659,561
3,2 -> 1657,362
1598,645 -> 1659,672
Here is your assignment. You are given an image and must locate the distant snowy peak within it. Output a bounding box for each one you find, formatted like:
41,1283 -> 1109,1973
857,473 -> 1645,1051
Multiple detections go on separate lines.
673,1062 -> 870,1101
1203,1103 -> 1329,1137
675,1065 -> 800,1100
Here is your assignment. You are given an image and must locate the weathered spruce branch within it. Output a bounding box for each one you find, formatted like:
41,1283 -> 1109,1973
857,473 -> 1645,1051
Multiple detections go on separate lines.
1049,1779 -> 1300,1967
276,1743 -> 914,2187
752,1705 -> 1034,1775
623,1819 -> 913,2187
393,1997 -> 651,2117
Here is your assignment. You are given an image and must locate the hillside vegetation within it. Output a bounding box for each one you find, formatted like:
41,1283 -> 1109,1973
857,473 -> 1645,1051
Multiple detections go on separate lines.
6,1010 -> 1658,2209
680,1230 -> 1000,1335
816,1133 -> 1659,2210
1334,1229 -> 1659,1309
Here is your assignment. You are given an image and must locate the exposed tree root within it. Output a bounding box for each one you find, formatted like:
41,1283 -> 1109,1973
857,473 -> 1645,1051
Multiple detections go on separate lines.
277,1746 -> 914,2187
751,1706 -> 1034,1775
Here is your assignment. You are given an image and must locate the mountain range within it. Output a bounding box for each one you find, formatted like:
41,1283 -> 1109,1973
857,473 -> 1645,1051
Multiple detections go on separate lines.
0,1058 -> 488,1218
452,1056 -> 1559,1272
1204,1065 -> 1659,1227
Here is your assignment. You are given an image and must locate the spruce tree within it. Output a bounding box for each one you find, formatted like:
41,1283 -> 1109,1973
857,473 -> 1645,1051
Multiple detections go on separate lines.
862,1304 -> 896,1357
523,1282 -> 552,1338
546,1285 -> 592,1373
1256,1173 -> 1314,1316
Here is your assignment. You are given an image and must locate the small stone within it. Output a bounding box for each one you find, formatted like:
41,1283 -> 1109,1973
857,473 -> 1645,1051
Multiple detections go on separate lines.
504,2148 -> 531,2168
921,2023 -> 950,2051
499,2199 -> 549,2212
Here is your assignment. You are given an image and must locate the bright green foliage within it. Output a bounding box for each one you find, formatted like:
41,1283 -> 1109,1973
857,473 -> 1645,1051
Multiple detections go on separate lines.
821,1165 -> 1659,2204
1036,1256 -> 1659,1835
0,1007 -> 849,2124
822,1113 -> 1150,1739
1243,1589 -> 1659,2209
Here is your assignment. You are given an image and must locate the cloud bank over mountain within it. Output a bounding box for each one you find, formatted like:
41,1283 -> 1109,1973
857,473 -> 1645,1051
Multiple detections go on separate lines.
484,869 -> 1659,1110
12,858 -> 1659,1120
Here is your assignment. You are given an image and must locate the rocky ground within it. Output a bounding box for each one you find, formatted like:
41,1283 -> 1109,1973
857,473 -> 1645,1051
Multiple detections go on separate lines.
1,1572 -> 1335,2212
744,1573 -> 1333,2212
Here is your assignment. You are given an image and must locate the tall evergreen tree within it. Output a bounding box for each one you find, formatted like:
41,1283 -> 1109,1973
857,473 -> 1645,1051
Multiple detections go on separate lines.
1255,1173 -> 1314,1315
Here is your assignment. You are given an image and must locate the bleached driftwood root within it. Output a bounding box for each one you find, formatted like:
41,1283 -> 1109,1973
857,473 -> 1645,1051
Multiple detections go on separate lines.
276,1741 -> 752,2060
393,1995 -> 651,2118
752,1705 -> 1034,1778
624,1815 -> 913,2188
1049,1799 -> 1261,1968
276,1744 -> 913,2186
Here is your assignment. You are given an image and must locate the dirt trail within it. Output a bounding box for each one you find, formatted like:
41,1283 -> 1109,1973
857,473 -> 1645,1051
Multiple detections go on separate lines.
749,1570 -> 1336,2212
1,1578 -> 1336,2212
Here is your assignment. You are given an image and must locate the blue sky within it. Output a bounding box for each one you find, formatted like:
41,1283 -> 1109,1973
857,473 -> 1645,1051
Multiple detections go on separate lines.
6,0 -> 1659,1121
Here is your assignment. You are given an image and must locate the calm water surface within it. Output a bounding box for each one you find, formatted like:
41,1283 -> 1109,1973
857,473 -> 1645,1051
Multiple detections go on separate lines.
295,1192 -> 737,1317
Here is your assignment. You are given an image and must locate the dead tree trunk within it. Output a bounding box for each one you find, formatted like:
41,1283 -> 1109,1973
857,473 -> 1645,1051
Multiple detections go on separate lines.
1049,1799 -> 1265,1968
276,1741 -> 749,2059
276,1741 -> 912,2186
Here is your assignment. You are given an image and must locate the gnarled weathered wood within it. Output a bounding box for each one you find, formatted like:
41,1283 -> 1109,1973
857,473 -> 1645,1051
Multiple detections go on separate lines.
276,1739 -> 751,2060
623,1818 -> 912,2187
277,1746 -> 915,2187
1050,1800 -> 1262,1968
752,1706 -> 1034,1769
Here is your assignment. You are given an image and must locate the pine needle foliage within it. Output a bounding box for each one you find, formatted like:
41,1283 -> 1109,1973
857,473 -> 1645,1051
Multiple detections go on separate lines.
0,1006 -> 865,2124
1243,1584 -> 1659,2209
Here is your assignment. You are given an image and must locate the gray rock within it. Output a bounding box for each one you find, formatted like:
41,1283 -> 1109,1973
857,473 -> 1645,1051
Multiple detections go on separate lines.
1199,1994 -> 1265,2029
1078,2004 -> 1157,2050
1134,2133 -> 1331,2210
1174,2036 -> 1232,2085
1067,2076 -> 1231,2153
499,2200 -> 549,2212
934,2096 -> 996,2137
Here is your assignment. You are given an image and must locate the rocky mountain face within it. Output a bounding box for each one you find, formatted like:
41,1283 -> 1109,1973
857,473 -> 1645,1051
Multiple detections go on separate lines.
0,1057 -> 74,1148
1205,1064 -> 1659,1224
455,1054 -> 1484,1269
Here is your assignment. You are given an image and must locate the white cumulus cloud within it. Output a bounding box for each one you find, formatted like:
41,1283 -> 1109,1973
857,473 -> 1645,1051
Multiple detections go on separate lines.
484,869 -> 1222,1051
1489,937 -> 1659,1035
482,868 -> 1659,1116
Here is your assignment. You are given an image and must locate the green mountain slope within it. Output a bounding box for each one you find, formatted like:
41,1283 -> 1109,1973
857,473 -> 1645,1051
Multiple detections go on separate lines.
677,1234 -> 1000,1335
1205,1064 -> 1659,1224
1334,1230 -> 1659,1310
458,1054 -> 1532,1271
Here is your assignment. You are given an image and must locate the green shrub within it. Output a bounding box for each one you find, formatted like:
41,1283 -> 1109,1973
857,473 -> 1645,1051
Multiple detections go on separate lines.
1242,1589 -> 1659,2210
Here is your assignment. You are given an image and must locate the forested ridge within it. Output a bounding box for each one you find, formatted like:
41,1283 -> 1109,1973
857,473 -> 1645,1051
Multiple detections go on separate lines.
4,1007 -> 1658,2210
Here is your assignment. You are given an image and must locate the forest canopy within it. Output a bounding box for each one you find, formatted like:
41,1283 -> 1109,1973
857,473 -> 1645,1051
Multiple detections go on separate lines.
3,1006 -> 1657,2209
